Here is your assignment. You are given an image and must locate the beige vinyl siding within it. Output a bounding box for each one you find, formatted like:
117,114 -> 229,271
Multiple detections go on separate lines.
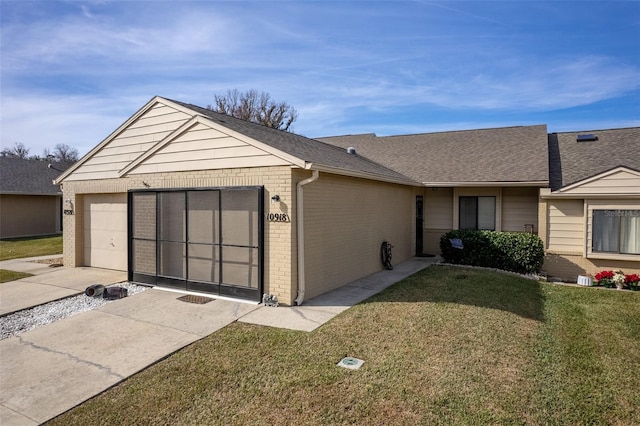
502,187 -> 539,232
301,172 -> 413,300
129,122 -> 290,175
560,169 -> 640,195
546,199 -> 584,253
65,103 -> 191,181
423,188 -> 453,255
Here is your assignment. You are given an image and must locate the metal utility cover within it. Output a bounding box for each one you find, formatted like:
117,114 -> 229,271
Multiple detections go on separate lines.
337,357 -> 364,370
177,295 -> 214,304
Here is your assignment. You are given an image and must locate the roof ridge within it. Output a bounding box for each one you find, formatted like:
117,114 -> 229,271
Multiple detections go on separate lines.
551,126 -> 640,134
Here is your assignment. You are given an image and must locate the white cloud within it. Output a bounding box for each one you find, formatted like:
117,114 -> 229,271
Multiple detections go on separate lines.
0,93 -> 144,157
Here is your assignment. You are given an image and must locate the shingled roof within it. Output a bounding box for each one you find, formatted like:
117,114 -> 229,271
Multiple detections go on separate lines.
317,125 -> 549,186
0,157 -> 63,195
548,127 -> 640,190
170,99 -> 420,185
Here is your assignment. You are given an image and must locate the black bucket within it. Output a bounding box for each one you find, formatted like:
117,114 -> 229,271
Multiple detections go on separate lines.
103,287 -> 128,300
85,284 -> 105,297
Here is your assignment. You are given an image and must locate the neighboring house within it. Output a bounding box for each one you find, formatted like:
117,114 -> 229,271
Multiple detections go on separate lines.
318,126 -> 549,256
55,95 -> 638,305
540,128 -> 640,280
0,157 -> 63,238
55,97 -> 420,305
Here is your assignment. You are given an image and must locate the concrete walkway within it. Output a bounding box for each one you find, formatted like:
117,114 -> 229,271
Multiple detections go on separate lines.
0,256 -> 436,425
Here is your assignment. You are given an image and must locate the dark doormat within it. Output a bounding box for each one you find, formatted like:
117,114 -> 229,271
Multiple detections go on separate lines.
177,295 -> 214,304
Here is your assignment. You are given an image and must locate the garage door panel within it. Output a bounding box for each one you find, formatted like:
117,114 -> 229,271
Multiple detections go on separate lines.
84,214 -> 126,232
83,194 -> 127,271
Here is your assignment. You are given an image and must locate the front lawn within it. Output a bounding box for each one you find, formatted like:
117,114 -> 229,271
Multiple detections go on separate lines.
47,266 -> 640,425
0,235 -> 62,261
0,269 -> 33,283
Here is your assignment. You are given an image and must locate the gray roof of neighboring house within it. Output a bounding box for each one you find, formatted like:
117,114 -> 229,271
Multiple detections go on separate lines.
548,127 -> 640,190
171,100 -> 420,185
0,157 -> 63,195
317,125 -> 549,185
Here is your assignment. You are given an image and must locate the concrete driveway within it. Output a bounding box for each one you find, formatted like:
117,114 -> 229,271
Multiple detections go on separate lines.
0,266 -> 127,316
1,289 -> 259,425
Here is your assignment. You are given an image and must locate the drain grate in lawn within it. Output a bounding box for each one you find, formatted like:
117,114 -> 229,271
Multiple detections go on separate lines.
177,295 -> 214,304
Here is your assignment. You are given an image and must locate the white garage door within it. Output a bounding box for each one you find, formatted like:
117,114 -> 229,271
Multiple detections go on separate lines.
83,194 -> 128,271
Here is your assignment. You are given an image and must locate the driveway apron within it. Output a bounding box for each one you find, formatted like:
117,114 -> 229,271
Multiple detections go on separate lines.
0,290 -> 259,425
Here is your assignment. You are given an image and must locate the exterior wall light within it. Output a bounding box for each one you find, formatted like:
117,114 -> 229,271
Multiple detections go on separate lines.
271,194 -> 281,204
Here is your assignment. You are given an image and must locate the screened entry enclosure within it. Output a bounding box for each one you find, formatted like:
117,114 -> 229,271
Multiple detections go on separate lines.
129,187 -> 264,301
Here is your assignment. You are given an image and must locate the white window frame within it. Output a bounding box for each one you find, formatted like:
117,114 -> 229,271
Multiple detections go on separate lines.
453,187 -> 502,231
586,199 -> 640,261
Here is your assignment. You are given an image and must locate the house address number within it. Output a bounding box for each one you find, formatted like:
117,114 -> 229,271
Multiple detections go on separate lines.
267,213 -> 290,222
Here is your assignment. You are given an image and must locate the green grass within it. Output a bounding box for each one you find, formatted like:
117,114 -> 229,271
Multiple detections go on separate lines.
46,266 -> 640,425
0,235 -> 62,261
0,269 -> 33,283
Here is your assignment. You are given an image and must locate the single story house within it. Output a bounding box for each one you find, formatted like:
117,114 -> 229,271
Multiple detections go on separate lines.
56,96 -> 639,304
0,157 -> 63,239
55,97 -> 421,305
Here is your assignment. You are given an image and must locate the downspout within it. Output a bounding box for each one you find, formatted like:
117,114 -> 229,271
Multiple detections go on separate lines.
294,170 -> 319,306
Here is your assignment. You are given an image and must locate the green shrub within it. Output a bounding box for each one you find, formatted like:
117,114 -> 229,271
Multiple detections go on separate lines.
439,230 -> 544,274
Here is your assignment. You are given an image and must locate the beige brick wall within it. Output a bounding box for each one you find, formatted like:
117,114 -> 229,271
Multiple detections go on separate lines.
61,166 -> 298,304
297,170 -> 414,300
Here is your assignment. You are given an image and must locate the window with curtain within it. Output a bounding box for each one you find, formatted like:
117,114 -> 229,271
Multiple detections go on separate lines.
459,196 -> 496,230
592,209 -> 640,255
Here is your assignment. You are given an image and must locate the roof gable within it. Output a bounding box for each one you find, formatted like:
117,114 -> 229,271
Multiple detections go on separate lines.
58,97 -> 419,186
121,116 -> 296,175
57,97 -> 194,182
548,127 -> 640,190
553,166 -> 640,197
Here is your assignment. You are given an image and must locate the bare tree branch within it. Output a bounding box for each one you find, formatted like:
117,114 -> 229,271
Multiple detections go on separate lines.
208,89 -> 298,131
0,142 -> 30,158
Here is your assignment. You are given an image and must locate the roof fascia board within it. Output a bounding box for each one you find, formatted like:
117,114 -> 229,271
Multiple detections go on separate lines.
55,96 -> 166,184
541,192 -> 640,199
309,164 -> 421,187
422,181 -> 548,187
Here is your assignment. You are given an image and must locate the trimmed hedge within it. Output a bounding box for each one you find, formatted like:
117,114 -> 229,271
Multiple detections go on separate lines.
439,230 -> 544,274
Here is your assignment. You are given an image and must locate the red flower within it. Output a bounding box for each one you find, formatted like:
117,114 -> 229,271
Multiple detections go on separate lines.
595,270 -> 614,281
625,273 -> 640,284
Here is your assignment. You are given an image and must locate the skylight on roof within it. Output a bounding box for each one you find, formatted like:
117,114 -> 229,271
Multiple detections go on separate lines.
577,134 -> 598,142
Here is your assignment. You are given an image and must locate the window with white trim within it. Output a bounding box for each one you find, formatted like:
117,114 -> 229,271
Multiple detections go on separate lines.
459,196 -> 496,230
592,209 -> 640,255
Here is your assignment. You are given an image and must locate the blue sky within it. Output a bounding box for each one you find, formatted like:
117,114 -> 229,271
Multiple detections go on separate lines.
1,1 -> 639,157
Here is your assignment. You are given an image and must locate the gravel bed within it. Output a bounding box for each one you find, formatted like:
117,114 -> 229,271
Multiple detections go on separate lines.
0,282 -> 149,340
